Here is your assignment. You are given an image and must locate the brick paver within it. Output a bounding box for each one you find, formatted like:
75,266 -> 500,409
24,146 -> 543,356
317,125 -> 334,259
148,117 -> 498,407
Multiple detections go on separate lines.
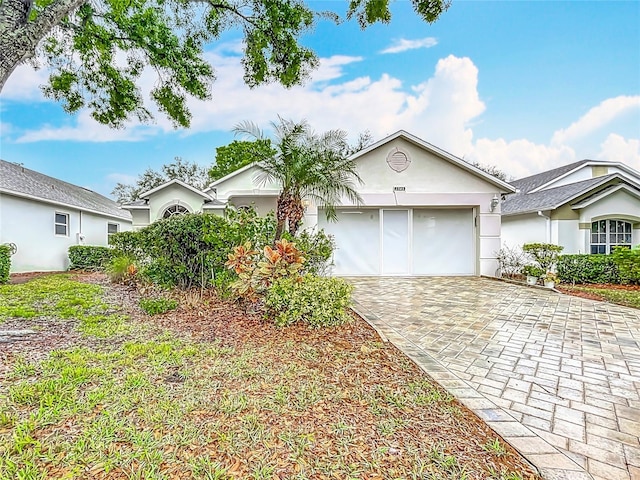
349,277 -> 640,480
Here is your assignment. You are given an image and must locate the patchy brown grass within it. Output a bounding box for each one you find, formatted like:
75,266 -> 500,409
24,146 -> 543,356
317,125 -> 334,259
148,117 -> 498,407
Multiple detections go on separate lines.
558,283 -> 640,309
0,274 -> 540,480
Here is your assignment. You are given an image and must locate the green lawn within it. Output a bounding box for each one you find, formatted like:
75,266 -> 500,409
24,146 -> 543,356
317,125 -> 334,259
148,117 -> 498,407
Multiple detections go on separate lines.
0,275 -> 539,480
560,284 -> 640,309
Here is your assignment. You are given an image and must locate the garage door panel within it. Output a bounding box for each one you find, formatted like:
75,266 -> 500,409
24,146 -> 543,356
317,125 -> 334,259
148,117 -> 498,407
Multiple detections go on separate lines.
382,210 -> 409,274
412,209 -> 474,275
318,209 -> 380,275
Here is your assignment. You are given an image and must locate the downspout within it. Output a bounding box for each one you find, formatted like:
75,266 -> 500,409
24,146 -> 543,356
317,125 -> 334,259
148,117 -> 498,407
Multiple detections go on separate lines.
537,211 -> 551,243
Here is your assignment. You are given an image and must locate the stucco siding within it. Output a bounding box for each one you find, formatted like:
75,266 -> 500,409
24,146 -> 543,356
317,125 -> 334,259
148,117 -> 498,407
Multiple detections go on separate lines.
214,165 -> 280,199
0,194 -> 132,273
579,189 -> 640,223
147,184 -> 207,222
355,138 -> 500,195
229,196 -> 277,216
501,214 -> 548,248
131,209 -> 150,229
556,219 -> 582,254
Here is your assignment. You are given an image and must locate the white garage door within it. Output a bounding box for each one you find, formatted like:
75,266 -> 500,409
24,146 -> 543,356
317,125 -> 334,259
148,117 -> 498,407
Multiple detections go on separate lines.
318,208 -> 475,276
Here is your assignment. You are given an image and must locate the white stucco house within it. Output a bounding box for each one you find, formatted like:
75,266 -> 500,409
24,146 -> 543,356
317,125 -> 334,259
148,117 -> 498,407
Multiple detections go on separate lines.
501,160 -> 640,254
125,130 -> 514,277
122,179 -> 226,229
0,160 -> 133,273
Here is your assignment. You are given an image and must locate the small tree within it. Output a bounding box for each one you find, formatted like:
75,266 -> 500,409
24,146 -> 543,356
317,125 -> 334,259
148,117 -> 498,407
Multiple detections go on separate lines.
522,243 -> 564,273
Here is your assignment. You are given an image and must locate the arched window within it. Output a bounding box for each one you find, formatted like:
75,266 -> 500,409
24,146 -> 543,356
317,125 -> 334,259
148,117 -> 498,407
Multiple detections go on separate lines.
163,204 -> 189,219
591,219 -> 632,254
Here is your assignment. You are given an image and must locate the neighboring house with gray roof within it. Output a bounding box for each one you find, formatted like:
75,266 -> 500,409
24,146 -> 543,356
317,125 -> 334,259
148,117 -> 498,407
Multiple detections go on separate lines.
120,179 -> 226,229
0,160 -> 132,272
501,160 -> 640,254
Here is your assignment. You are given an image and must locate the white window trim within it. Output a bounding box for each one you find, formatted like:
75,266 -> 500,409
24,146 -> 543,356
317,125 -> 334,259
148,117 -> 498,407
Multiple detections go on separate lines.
590,219 -> 633,254
107,222 -> 119,242
54,211 -> 69,237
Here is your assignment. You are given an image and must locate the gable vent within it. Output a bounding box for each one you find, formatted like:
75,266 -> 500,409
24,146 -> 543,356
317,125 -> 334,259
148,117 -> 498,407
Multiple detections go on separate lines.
387,148 -> 411,172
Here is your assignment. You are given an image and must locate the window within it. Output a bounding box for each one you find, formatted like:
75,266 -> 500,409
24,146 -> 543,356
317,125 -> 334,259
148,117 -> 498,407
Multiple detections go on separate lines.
590,219 -> 632,254
55,212 -> 69,236
107,223 -> 119,242
162,204 -> 189,218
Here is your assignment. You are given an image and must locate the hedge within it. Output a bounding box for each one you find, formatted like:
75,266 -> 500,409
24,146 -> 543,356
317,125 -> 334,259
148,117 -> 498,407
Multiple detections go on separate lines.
556,254 -> 619,285
0,244 -> 10,284
68,245 -> 114,270
611,246 -> 640,284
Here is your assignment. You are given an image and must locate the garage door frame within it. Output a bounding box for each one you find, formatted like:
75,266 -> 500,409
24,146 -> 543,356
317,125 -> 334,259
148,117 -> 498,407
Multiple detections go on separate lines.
319,207 -> 478,276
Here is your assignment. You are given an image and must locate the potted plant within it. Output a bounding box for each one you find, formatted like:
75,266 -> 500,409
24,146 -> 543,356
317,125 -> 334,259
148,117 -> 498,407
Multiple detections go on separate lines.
523,265 -> 543,285
543,272 -> 559,289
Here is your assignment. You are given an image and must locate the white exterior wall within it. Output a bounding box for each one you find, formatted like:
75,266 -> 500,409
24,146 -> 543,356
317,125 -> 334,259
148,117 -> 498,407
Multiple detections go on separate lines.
213,165 -> 281,200
579,189 -> 640,249
501,214 -> 548,249
304,137 -> 506,276
130,209 -> 150,230
147,184 -> 207,222
555,219 -> 582,254
0,194 -> 131,273
228,196 -> 277,216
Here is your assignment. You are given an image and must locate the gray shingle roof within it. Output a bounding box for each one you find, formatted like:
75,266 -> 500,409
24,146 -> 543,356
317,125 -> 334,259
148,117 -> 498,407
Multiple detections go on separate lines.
510,160 -> 591,194
0,160 -> 131,220
502,174 -> 618,215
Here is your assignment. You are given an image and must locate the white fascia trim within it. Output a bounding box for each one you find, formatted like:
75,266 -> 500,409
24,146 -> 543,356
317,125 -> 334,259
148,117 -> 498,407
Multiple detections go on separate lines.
223,189 -> 280,199
139,179 -> 212,199
529,161 -> 640,194
202,203 -> 227,209
121,204 -> 150,210
572,184 -> 640,209
207,162 -> 260,189
0,188 -> 132,221
349,130 -> 516,193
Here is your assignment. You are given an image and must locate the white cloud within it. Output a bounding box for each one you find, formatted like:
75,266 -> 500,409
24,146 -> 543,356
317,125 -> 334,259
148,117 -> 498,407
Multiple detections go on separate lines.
107,172 -> 138,184
380,37 -> 438,54
551,95 -> 640,146
0,63 -> 49,102
6,45 -> 639,181
15,110 -> 158,143
599,134 -> 640,171
467,138 -> 576,180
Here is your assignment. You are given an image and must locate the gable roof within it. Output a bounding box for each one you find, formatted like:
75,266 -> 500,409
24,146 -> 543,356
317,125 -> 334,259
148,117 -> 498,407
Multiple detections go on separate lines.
138,179 -> 212,199
512,159 -> 640,194
205,130 -> 517,194
0,160 -> 131,220
352,130 -> 516,193
502,173 -> 640,215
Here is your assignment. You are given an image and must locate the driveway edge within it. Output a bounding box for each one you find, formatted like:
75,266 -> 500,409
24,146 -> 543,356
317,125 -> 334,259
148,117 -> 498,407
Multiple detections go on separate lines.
352,299 -> 594,480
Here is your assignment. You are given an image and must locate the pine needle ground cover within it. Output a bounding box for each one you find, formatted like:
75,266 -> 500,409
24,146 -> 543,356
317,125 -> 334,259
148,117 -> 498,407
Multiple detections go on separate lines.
0,274 -> 540,480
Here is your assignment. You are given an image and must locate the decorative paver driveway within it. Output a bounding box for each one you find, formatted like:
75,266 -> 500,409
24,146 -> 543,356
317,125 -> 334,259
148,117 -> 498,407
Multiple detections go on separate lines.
349,277 -> 640,480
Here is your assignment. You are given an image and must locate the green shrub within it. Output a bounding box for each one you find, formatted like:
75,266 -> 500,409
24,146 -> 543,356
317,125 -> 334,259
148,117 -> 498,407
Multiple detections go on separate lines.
286,228 -> 335,275
0,245 -> 10,284
139,214 -> 214,289
612,246 -> 640,284
523,265 -> 544,277
139,297 -> 178,315
556,254 -> 619,284
106,254 -> 138,284
522,243 -> 564,272
68,246 -> 114,270
109,230 -> 145,259
264,274 -> 353,328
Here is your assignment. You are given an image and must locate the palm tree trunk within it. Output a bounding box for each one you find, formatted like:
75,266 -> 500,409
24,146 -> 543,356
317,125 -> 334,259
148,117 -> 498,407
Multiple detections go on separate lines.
274,193 -> 289,241
288,198 -> 305,237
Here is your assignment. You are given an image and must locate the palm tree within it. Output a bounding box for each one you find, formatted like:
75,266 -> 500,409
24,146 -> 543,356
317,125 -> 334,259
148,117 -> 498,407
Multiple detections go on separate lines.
234,117 -> 363,240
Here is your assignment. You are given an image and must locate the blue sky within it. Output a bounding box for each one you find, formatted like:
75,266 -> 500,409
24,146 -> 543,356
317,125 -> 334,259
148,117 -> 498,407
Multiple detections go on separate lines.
1,0 -> 639,197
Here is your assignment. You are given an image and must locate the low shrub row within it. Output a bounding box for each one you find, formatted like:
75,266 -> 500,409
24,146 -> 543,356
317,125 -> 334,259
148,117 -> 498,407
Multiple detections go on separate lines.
556,254 -> 619,284
0,244 -> 10,284
68,245 -> 114,270
556,246 -> 639,285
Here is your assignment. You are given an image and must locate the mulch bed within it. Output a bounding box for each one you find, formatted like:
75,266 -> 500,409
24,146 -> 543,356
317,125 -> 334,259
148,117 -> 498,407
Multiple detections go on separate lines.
1,273 -> 542,479
557,283 -> 640,302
